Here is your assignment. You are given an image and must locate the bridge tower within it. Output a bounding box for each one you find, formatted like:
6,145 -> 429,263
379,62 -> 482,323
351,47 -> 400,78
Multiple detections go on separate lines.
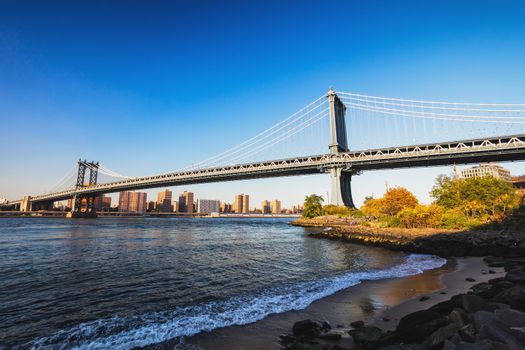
327,88 -> 355,207
69,159 -> 99,218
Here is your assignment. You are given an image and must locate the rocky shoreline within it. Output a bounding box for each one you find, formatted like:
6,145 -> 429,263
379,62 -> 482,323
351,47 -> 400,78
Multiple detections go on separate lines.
290,217 -> 525,258
279,255 -> 525,349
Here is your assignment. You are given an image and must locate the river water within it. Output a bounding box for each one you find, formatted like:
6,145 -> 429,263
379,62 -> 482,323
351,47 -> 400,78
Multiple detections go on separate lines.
0,218 -> 445,349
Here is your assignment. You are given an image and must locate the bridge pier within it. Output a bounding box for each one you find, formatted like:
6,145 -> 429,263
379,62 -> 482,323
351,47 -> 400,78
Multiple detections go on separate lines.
20,195 -> 32,212
329,167 -> 355,208
327,88 -> 355,207
68,160 -> 99,218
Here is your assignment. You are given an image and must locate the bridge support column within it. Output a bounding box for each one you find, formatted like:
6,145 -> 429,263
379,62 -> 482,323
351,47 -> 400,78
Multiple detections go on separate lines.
68,160 -> 99,218
329,167 -> 355,208
20,195 -> 32,212
327,88 -> 355,207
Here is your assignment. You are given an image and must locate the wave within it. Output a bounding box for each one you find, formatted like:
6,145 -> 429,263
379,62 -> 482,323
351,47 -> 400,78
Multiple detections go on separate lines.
25,254 -> 445,350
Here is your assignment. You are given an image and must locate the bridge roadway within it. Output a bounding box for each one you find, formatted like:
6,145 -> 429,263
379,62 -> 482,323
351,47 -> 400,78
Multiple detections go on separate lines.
4,134 -> 525,206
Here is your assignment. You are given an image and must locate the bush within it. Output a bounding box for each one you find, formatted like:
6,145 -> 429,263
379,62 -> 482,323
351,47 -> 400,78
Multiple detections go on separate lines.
323,205 -> 352,217
397,204 -> 443,228
440,208 -> 472,229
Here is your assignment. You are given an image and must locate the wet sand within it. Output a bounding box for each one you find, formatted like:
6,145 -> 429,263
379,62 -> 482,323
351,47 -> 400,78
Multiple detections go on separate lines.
184,257 -> 504,349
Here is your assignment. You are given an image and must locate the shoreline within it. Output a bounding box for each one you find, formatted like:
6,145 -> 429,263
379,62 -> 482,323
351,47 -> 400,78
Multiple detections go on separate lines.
290,217 -> 525,258
173,256 -> 502,350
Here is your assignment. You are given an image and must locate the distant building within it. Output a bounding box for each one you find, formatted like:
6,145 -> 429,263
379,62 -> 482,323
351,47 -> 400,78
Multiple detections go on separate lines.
233,194 -> 249,213
147,201 -> 157,212
178,191 -> 194,213
198,199 -> 220,214
512,176 -> 525,196
460,163 -> 512,182
172,201 -> 178,212
119,191 -> 147,212
0,198 -> 6,205
261,200 -> 271,214
220,202 -> 232,213
157,189 -> 173,212
271,200 -> 281,214
95,195 -> 111,211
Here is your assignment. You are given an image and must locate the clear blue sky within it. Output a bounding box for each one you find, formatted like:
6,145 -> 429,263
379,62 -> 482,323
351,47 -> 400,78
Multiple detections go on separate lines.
1,0 -> 525,208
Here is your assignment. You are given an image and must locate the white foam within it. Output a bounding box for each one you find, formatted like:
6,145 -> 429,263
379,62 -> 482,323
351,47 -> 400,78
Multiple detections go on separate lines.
26,254 -> 445,350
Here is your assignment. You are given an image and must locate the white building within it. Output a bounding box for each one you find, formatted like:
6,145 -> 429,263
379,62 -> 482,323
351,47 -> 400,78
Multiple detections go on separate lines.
197,199 -> 220,214
460,163 -> 512,182
0,197 -> 6,205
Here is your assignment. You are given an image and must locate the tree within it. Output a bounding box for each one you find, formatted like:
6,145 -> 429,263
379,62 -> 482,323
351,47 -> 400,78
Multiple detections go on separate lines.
431,175 -> 518,221
302,194 -> 324,218
397,204 -> 443,228
381,187 -> 418,216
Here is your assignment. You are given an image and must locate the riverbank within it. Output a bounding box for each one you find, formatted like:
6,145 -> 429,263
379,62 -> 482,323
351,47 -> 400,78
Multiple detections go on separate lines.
168,257 -> 501,349
279,255 -> 525,350
290,216 -> 525,258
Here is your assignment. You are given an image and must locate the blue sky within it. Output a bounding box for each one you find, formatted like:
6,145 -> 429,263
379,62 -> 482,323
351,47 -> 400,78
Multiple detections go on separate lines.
1,1 -> 525,208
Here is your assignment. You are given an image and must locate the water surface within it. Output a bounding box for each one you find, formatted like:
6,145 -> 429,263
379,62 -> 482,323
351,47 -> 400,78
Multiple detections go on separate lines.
0,218 -> 444,349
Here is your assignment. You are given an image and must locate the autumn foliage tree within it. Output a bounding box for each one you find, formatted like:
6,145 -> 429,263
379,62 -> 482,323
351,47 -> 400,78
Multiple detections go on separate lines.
361,187 -> 418,218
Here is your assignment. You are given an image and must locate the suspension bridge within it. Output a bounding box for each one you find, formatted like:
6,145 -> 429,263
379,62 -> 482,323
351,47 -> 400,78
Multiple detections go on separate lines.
3,88 -> 525,217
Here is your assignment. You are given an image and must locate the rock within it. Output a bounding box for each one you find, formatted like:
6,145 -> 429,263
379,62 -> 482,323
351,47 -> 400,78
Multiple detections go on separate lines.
473,310 -> 495,331
506,272 -> 525,284
419,296 -> 430,302
494,285 -> 525,311
395,310 -> 449,343
382,317 -> 390,322
350,320 -> 364,329
441,291 -> 448,295
348,326 -> 383,345
470,282 -> 492,296
495,308 -> 525,327
317,332 -> 342,341
293,320 -> 323,339
458,323 -> 476,342
332,345 -> 346,350
455,339 -> 509,349
280,334 -> 297,346
423,323 -> 460,349
442,339 -> 457,349
378,344 -> 425,349
489,270 -> 496,274
477,319 -> 525,349
448,308 -> 471,328
321,321 -> 331,332
465,277 -> 476,282
461,294 -> 492,313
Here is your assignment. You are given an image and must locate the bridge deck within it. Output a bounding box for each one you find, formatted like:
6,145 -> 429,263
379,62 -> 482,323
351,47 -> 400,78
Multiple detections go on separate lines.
3,134 -> 525,206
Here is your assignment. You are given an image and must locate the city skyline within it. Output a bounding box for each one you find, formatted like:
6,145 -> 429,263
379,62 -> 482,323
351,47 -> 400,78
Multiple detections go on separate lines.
1,1 -> 525,207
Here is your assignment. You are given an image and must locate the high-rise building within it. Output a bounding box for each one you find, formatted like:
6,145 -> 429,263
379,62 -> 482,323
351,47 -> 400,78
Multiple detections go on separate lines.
220,202 -> 232,213
271,199 -> 281,214
460,163 -> 512,182
198,199 -> 220,214
233,195 -> 243,213
178,191 -> 194,213
157,189 -> 173,212
95,195 -> 112,211
233,194 -> 249,213
119,191 -> 147,212
172,201 -> 178,212
147,201 -> 157,212
242,194 -> 249,213
261,200 -> 271,214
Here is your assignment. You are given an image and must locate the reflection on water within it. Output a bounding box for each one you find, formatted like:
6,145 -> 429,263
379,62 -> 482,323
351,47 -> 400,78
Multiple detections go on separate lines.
0,217 -> 440,349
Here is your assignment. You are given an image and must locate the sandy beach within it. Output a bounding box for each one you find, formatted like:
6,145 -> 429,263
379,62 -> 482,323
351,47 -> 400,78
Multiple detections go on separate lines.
183,256 -> 503,349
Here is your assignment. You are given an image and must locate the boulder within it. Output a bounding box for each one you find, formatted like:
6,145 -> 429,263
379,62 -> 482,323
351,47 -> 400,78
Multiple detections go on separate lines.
473,310 -> 495,331
461,294 -> 492,313
506,272 -> 525,284
293,320 -> 323,339
455,339 -> 509,350
448,308 -> 471,328
317,331 -> 342,341
423,323 -> 460,349
494,308 -> 525,327
395,310 -> 449,343
350,320 -> 364,329
494,285 -> 525,312
477,318 -> 525,349
348,326 -> 383,345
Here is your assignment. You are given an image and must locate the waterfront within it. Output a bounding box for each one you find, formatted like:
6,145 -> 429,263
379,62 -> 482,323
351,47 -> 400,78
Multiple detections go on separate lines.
0,218 -> 444,349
